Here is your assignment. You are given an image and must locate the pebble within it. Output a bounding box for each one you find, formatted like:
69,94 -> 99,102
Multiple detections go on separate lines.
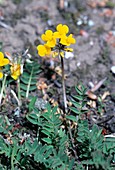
111,66 -> 115,74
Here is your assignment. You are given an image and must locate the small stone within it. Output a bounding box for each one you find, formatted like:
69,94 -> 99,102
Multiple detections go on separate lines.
88,20 -> 94,27
111,66 -> 115,74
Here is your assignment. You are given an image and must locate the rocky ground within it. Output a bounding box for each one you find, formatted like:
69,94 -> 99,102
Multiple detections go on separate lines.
0,0 -> 115,132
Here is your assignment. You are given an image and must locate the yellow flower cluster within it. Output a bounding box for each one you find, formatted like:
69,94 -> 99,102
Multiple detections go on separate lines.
0,52 -> 9,78
37,24 -> 76,57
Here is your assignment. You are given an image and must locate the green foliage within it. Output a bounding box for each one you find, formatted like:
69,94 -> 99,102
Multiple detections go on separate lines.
26,104 -> 72,169
0,84 -> 115,169
20,61 -> 41,98
70,84 -> 87,117
12,0 -> 22,4
0,115 -> 13,134
77,121 -> 113,169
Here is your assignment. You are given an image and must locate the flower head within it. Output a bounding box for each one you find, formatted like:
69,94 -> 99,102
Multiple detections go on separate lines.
37,24 -> 76,58
10,64 -> 21,80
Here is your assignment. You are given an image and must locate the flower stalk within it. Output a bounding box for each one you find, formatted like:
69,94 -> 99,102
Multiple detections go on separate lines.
17,78 -> 21,106
0,74 -> 7,104
26,67 -> 33,98
60,54 -> 67,113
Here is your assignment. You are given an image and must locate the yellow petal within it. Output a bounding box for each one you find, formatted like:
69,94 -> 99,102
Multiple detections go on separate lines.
11,74 -> 18,80
2,58 -> 9,65
0,52 -> 4,66
60,37 -> 69,46
41,34 -> 47,41
46,39 -> 56,48
63,25 -> 69,34
0,72 -> 3,79
15,66 -> 21,75
38,50 -> 45,57
37,45 -> 46,57
0,52 -> 4,60
53,32 -> 61,38
0,52 -> 9,66
10,64 -> 21,80
67,34 -> 76,44
57,24 -> 62,32
38,51 -> 45,57
45,30 -> 53,38
56,24 -> 69,35
44,45 -> 51,55
41,30 -> 53,42
37,45 -> 45,51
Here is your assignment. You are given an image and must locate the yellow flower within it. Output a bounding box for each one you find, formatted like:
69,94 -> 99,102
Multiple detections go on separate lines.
41,30 -> 56,47
0,52 -> 9,66
60,34 -> 76,46
10,64 -> 21,80
37,44 -> 51,57
54,24 -> 69,38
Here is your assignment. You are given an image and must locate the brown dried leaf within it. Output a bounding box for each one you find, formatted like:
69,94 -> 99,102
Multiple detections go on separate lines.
86,90 -> 97,100
36,79 -> 48,91
101,91 -> 110,101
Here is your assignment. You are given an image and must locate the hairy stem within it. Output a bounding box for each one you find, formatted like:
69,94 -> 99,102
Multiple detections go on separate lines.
17,78 -> 21,106
60,55 -> 67,113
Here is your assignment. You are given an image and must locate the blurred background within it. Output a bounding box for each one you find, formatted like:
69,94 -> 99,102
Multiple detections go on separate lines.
0,0 -> 115,88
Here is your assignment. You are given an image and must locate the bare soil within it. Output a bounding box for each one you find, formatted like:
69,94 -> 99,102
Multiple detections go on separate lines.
0,0 -> 115,132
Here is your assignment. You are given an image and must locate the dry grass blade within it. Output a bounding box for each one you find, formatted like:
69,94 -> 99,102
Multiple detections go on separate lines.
91,77 -> 107,92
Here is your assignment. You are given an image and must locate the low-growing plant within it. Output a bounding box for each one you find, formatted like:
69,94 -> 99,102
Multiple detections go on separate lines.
0,85 -> 115,169
0,24 -> 115,170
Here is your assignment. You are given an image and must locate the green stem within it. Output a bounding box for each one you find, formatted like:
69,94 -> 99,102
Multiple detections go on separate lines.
60,55 -> 67,113
68,125 -> 78,160
11,146 -> 15,170
0,74 -> 7,104
26,67 -> 33,98
11,152 -> 14,170
17,78 -> 21,106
